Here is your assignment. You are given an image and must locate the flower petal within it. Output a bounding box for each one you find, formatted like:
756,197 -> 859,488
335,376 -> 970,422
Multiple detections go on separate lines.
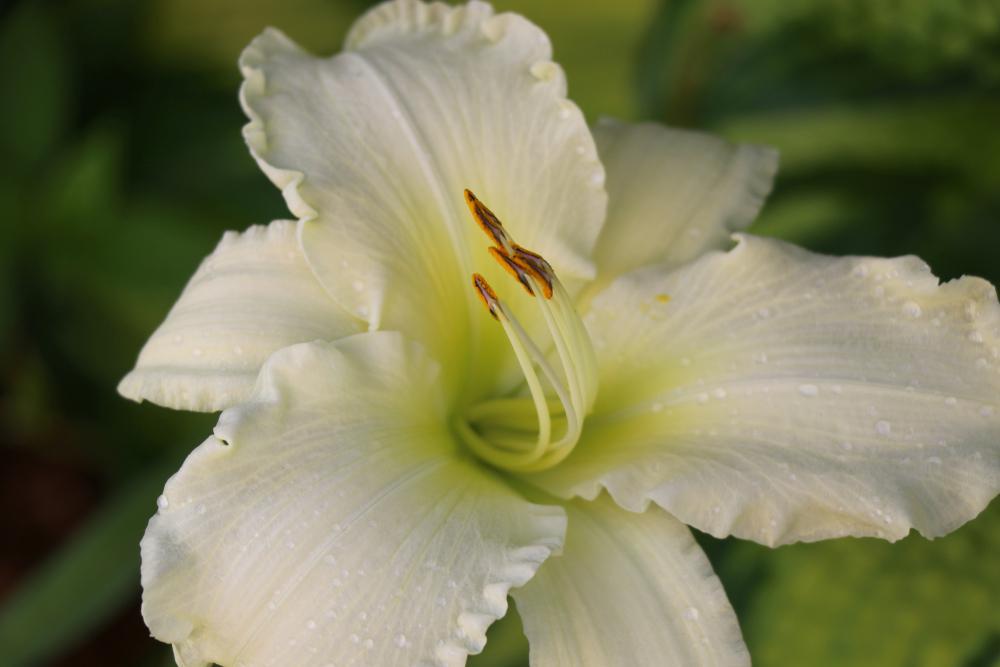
586,119 -> 777,296
529,235 -> 1000,546
239,0 -> 606,389
141,332 -> 566,666
512,496 -> 748,667
118,220 -> 362,412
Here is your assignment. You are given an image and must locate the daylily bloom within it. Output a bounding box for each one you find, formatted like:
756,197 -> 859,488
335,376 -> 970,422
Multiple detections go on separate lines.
120,1 -> 1000,665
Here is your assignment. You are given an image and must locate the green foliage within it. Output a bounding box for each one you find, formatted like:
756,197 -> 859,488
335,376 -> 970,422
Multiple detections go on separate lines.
741,503 -> 1000,667
0,459 -> 180,667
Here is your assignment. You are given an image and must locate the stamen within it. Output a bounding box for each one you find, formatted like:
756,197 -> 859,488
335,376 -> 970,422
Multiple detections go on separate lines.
464,189 -> 514,255
472,273 -> 500,320
511,244 -> 554,299
462,273 -> 553,469
488,247 -> 535,296
460,189 -> 599,473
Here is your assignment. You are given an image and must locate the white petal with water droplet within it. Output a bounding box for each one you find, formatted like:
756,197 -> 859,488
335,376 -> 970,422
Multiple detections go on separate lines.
583,119 -> 777,299
530,235 -> 1000,546
142,333 -> 565,666
514,496 -> 748,667
239,0 -> 606,395
118,220 -> 362,412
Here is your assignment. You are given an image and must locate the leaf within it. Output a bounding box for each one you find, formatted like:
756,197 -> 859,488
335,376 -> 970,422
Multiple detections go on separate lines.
467,600 -> 530,667
741,501 -> 1000,667
0,460 -> 178,667
0,3 -> 71,168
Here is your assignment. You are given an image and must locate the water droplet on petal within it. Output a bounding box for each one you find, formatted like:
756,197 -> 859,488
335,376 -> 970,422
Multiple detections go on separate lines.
875,420 -> 892,436
684,607 -> 700,620
395,634 -> 408,648
798,384 -> 819,397
901,301 -> 922,318
156,495 -> 169,511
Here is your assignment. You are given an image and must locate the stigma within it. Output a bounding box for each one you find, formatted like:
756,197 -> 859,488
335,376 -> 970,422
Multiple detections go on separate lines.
457,189 -> 597,473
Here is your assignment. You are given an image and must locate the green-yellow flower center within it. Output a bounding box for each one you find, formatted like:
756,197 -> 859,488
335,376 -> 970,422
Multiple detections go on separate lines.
456,190 -> 597,473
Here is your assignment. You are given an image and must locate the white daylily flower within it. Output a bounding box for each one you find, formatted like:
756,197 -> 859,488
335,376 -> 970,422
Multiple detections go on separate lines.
120,1 -> 1000,665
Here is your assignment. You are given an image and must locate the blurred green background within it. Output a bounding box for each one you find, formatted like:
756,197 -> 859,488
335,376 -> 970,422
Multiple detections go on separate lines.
0,0 -> 998,665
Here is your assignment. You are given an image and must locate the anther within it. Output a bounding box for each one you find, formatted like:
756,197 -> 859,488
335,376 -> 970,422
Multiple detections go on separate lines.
488,247 -> 535,296
472,273 -> 500,320
464,189 -> 514,255
511,244 -> 554,299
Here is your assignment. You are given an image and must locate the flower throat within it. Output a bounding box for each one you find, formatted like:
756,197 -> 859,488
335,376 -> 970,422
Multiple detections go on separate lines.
456,190 -> 597,473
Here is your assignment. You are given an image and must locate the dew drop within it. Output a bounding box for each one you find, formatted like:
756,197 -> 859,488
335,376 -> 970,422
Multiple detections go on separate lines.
875,420 -> 892,436
684,607 -> 700,621
680,357 -> 692,367
156,495 -> 169,511
306,620 -> 317,630
901,301 -> 922,318
196,503 -> 206,515
192,347 -> 204,357
363,638 -> 374,649
968,331 -> 984,343
233,345 -> 244,356
980,406 -> 995,417
395,634 -> 408,648
352,280 -> 364,292
798,384 -> 819,397
651,402 -> 664,413
696,392 -> 709,404
349,633 -> 360,644
841,442 -> 853,451
926,456 -> 942,465
712,388 -> 727,399
945,397 -> 957,406
756,307 -> 772,319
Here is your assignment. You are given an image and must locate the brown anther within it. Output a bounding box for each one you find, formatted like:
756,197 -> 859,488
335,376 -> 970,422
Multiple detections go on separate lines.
488,247 -> 535,296
512,244 -> 554,299
464,189 -> 513,253
472,273 -> 501,320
